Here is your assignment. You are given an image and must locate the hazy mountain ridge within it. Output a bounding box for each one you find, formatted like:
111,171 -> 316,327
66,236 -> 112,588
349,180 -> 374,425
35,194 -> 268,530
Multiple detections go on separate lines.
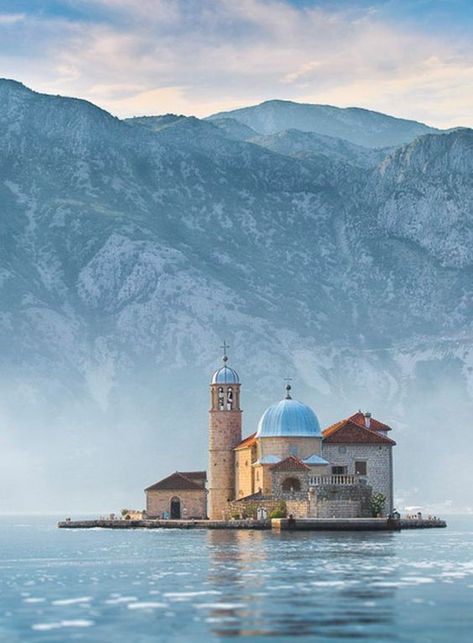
207,99 -> 440,148
0,79 -> 472,511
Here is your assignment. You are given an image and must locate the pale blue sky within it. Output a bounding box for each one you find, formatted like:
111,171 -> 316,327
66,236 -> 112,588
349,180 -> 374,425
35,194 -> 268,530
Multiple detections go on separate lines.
0,0 -> 472,126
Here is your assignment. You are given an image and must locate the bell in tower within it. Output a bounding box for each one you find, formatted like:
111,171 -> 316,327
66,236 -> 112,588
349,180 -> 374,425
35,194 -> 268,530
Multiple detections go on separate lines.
207,343 -> 242,520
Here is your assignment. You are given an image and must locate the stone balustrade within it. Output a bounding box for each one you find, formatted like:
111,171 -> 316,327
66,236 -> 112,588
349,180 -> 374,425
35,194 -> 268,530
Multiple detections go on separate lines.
309,474 -> 361,486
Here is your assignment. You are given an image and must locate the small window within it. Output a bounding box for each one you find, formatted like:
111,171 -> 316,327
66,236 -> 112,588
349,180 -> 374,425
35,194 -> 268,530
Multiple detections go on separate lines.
355,461 -> 367,475
289,444 -> 298,456
338,446 -> 347,454
332,466 -> 347,475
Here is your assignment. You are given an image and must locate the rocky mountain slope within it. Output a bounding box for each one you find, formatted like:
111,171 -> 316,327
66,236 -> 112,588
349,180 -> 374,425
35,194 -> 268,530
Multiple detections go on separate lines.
0,79 -> 471,512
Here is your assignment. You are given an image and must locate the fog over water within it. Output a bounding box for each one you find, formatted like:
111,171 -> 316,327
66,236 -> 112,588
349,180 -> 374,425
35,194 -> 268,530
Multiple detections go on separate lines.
1,80 -> 473,516
0,358 -> 471,516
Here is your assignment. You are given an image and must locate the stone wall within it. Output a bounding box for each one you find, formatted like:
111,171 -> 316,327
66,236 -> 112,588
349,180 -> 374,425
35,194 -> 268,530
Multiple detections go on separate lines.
322,443 -> 393,514
228,497 -> 282,519
228,496 -> 315,520
271,469 -> 310,495
313,483 -> 372,518
208,400 -> 242,520
146,489 -> 207,519
254,464 -> 272,495
235,444 -> 256,498
285,498 -> 310,518
257,436 -> 322,460
227,483 -> 372,520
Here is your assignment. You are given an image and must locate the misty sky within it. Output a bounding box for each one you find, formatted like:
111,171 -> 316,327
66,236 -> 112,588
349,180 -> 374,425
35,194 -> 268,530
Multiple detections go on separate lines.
0,0 -> 473,127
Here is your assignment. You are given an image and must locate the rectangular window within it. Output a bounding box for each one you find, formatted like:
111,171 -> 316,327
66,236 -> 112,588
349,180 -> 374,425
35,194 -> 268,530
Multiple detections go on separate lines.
332,466 -> 347,475
355,461 -> 367,475
289,444 -> 298,456
338,446 -> 347,454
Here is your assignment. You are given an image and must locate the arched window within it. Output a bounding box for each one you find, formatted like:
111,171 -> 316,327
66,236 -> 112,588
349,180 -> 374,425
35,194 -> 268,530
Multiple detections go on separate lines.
282,477 -> 301,492
218,386 -> 224,410
226,387 -> 233,410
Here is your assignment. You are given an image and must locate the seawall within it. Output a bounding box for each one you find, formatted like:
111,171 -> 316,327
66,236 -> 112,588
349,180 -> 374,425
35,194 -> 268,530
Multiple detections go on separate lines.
57,517 -> 447,531
57,519 -> 270,530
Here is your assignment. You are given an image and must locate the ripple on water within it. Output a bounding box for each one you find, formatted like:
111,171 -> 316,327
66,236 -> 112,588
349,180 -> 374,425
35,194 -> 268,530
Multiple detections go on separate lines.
1,516 -> 473,642
51,596 -> 92,605
164,590 -> 222,601
196,603 -> 246,610
127,602 -> 168,610
32,620 -> 94,631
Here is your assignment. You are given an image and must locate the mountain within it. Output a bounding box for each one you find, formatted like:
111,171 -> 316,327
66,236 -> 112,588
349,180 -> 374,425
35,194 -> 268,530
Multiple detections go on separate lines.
126,113 -> 188,131
207,117 -> 259,141
0,79 -> 471,514
208,99 -> 440,148
247,128 -> 389,168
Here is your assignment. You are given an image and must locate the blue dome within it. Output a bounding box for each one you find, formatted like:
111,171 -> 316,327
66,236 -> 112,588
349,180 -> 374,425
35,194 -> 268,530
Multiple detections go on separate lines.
211,365 -> 240,384
256,397 -> 321,438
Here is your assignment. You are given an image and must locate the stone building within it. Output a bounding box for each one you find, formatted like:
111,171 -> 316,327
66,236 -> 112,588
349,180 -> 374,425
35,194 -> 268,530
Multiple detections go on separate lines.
207,355 -> 242,520
145,471 -> 207,519
145,351 -> 396,520
209,352 -> 396,519
322,412 -> 395,513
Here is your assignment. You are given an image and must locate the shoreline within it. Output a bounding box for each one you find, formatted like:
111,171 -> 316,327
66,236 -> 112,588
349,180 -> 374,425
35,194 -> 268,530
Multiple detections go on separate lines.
57,517 -> 447,531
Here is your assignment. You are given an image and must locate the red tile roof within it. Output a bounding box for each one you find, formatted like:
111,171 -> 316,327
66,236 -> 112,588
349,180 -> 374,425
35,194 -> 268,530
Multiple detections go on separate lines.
235,432 -> 257,450
270,455 -> 310,471
323,420 -> 396,445
145,472 -> 206,492
324,411 -> 393,438
348,412 -> 392,432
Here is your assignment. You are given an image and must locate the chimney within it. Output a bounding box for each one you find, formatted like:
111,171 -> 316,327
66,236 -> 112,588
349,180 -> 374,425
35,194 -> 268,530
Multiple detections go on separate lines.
364,412 -> 371,428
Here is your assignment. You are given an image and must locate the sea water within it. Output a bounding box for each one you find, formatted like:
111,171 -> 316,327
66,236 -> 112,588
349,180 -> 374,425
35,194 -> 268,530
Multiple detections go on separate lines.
0,516 -> 472,642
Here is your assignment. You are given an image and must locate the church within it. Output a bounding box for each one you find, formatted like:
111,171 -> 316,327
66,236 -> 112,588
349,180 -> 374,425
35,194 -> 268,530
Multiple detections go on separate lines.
145,351 -> 396,520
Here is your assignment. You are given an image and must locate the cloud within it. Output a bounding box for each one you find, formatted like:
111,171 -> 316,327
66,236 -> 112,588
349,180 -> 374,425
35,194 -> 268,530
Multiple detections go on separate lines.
0,13 -> 24,25
0,0 -> 472,127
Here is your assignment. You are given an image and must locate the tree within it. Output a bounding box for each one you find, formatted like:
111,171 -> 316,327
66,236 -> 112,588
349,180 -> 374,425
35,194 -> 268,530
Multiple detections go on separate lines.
242,502 -> 257,519
370,493 -> 386,517
269,500 -> 287,519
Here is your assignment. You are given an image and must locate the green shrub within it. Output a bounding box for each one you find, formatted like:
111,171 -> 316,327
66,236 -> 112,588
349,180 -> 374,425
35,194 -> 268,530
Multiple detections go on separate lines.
370,492 -> 386,517
241,502 -> 257,519
269,500 -> 287,519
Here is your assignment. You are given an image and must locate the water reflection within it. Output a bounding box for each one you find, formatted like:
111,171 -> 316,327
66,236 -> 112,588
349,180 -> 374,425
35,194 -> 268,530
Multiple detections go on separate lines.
2,518 -> 471,641
205,530 -> 399,638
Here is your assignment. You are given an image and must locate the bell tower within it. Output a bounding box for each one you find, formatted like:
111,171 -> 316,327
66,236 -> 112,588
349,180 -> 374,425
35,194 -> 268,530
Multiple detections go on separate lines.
208,343 -> 242,520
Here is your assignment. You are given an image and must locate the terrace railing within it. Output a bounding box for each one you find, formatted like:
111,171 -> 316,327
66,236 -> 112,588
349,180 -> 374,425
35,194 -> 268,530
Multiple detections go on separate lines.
309,474 -> 361,486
